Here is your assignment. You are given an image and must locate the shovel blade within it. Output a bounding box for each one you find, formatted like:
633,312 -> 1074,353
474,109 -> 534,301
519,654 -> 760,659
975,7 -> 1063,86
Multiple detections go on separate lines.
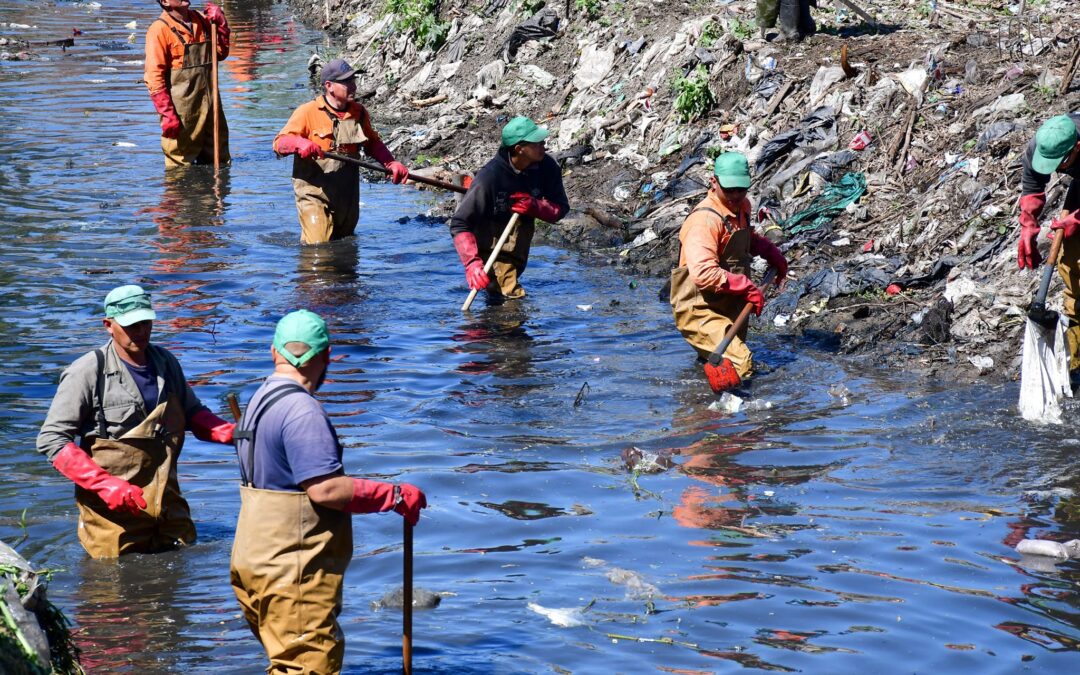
1027,300 -> 1059,329
704,358 -> 741,393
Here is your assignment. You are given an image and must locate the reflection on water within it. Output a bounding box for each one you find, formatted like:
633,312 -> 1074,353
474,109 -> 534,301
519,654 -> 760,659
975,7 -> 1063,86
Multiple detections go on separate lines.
71,554 -> 189,673
294,238 -> 364,312
3,0 -> 1080,673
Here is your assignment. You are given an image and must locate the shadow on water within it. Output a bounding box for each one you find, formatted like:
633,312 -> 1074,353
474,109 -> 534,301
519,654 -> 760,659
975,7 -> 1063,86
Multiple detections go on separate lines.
5,0 -> 1080,672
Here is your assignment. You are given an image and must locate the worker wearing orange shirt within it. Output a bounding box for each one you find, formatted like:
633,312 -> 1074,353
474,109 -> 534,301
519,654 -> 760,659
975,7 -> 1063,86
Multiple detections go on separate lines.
273,58 -> 410,245
671,153 -> 788,392
144,0 -> 230,167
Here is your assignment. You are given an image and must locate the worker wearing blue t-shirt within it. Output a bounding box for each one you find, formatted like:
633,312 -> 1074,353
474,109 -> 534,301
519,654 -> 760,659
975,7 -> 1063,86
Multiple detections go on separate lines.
229,309 -> 427,674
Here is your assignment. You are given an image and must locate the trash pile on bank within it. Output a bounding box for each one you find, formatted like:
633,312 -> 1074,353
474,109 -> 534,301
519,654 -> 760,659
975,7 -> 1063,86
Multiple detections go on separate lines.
300,0 -> 1078,379
0,541 -> 82,674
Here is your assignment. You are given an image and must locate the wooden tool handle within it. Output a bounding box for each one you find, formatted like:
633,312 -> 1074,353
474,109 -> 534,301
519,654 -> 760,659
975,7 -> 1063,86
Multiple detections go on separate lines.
403,519 -> 413,675
708,268 -> 778,365
211,27 -> 220,172
1035,229 -> 1067,307
461,213 -> 521,312
226,393 -> 241,423
323,151 -> 468,194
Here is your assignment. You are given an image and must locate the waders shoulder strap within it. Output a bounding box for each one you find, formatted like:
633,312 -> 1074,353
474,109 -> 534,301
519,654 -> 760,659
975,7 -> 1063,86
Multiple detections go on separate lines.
674,207 -> 735,265
93,349 -> 108,440
156,19 -> 191,47
689,206 -> 736,234
232,382 -> 309,487
148,344 -> 174,405
321,105 -> 352,154
155,14 -> 210,46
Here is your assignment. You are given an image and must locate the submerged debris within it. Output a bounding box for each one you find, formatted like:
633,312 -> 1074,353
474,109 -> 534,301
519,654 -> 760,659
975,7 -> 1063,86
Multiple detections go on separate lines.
371,586 -> 443,611
621,446 -> 675,474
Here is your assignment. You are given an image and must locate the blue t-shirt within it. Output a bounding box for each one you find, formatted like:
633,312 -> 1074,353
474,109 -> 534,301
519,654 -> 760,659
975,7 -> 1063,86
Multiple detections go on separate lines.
237,376 -> 343,491
121,360 -> 159,411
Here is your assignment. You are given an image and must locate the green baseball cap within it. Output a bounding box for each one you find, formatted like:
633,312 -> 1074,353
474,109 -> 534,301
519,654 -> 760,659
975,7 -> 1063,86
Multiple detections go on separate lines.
273,310 -> 330,367
1032,115 -> 1079,175
501,116 -> 549,147
104,285 -> 156,326
713,152 -> 751,189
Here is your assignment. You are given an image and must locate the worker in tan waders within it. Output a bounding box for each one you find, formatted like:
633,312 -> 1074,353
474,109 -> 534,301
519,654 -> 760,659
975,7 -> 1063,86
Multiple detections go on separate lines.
145,0 -> 231,167
36,285 -> 236,558
449,116 -> 570,300
273,58 -> 411,245
1017,113 -> 1080,370
230,310 -> 427,673
671,152 -> 788,392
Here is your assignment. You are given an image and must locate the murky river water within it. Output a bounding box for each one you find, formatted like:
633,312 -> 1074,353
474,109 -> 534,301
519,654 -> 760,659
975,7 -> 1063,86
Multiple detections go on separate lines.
2,1 -> 1080,672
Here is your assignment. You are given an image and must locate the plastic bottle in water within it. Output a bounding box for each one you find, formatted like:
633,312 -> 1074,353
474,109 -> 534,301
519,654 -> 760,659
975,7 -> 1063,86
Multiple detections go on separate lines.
1016,539 -> 1080,560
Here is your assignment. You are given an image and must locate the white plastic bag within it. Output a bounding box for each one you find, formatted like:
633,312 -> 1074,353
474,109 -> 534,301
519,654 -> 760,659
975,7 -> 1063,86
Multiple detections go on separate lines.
1018,314 -> 1073,424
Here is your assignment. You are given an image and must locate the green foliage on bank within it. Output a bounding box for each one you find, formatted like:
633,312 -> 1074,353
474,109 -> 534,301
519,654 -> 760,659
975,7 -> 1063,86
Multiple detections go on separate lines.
384,0 -> 450,50
673,65 -> 715,123
575,0 -> 602,20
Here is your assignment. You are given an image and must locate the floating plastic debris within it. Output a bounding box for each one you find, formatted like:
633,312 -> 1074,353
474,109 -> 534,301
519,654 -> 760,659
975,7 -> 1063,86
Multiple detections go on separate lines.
708,392 -> 743,413
1015,539 -> 1080,561
527,602 -> 587,628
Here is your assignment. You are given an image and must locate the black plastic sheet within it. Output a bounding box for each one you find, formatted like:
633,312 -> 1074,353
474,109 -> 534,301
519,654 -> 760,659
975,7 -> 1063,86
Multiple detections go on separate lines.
503,9 -> 560,62
809,149 -> 859,181
755,105 -> 835,174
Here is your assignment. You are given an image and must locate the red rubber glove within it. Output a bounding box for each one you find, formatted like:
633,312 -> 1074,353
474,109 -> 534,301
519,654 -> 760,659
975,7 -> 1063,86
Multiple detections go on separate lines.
203,3 -> 230,45
52,442 -> 147,515
276,135 -> 325,160
393,483 -> 426,525
344,478 -> 428,525
1018,227 -> 1041,269
750,233 -> 788,287
453,232 -> 490,290
385,161 -> 409,185
204,3 -> 227,27
721,272 -> 765,315
189,408 -> 235,444
509,192 -> 564,222
704,358 -> 741,393
150,90 -> 181,139
1051,210 -> 1080,240
465,260 -> 490,291
1018,192 -> 1046,270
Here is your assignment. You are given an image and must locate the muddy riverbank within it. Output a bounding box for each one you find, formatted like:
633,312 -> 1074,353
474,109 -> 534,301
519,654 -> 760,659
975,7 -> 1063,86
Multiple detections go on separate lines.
292,0 -> 1080,385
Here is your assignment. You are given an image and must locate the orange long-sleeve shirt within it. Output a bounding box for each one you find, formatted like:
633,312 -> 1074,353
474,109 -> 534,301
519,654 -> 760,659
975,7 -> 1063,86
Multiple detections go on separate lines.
144,11 -> 228,95
272,97 -> 383,156
677,189 -> 752,294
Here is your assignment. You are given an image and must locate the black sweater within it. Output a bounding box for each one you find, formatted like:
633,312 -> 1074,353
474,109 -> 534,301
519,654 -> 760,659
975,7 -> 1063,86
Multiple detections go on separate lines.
449,147 -> 570,243
1021,112 -> 1080,214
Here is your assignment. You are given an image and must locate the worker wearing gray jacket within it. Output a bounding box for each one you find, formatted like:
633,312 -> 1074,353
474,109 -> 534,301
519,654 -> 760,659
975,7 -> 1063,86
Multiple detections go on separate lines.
37,284 -> 235,558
